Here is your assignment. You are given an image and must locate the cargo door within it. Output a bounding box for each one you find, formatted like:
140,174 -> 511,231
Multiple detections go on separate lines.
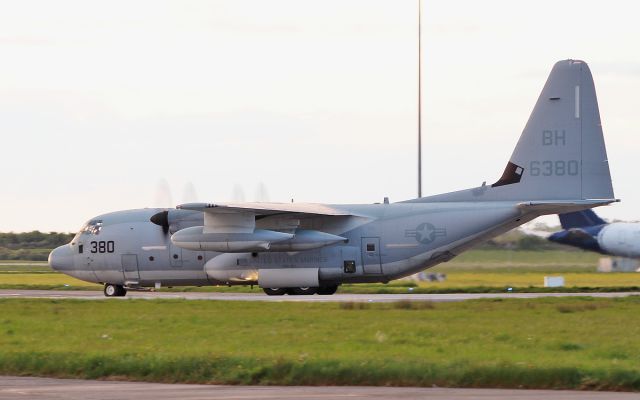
122,254 -> 140,282
361,237 -> 382,274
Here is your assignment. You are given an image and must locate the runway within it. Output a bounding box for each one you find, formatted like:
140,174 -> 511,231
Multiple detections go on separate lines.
0,376 -> 638,400
0,289 -> 639,302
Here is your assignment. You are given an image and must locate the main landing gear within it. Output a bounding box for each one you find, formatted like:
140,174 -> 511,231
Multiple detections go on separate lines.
104,283 -> 127,297
262,285 -> 338,296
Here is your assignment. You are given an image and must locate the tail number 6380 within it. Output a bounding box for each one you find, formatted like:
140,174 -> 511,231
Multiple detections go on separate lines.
530,160 -> 579,176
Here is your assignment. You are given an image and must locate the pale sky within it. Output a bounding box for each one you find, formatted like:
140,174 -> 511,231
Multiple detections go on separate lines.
1,0 -> 639,232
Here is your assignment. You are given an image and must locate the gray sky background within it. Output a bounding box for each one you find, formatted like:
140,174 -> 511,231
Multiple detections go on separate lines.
1,0 -> 639,232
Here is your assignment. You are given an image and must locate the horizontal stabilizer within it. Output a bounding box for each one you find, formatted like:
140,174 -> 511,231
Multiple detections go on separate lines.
517,199 -> 616,214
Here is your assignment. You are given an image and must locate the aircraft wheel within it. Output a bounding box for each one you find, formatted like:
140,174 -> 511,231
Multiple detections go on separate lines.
104,284 -> 127,297
287,287 -> 318,296
317,285 -> 339,295
263,288 -> 286,296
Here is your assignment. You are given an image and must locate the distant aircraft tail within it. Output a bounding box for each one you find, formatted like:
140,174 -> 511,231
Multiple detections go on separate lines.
411,59 -> 616,212
558,209 -> 607,229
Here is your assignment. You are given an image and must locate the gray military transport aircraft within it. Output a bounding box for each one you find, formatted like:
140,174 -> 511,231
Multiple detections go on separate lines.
49,60 -> 616,297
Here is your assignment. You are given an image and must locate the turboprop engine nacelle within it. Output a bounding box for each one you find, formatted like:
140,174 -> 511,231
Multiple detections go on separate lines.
171,226 -> 293,252
204,253 -> 320,288
172,227 -> 347,253
204,253 -> 257,283
267,229 -> 346,251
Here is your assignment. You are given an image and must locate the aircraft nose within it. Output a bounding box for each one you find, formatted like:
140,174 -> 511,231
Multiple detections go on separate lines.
48,245 -> 74,271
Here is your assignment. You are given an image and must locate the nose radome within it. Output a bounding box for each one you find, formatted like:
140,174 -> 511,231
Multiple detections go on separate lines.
48,245 -> 74,271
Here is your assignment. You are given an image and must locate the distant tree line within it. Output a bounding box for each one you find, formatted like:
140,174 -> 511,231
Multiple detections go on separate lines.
0,231 -> 74,261
0,231 -> 74,249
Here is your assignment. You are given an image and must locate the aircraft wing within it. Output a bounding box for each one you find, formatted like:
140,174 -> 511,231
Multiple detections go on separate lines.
177,202 -> 351,216
176,202 -> 356,234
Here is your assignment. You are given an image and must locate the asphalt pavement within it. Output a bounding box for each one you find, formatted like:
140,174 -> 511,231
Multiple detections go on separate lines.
0,289 -> 639,302
1,376 -> 638,400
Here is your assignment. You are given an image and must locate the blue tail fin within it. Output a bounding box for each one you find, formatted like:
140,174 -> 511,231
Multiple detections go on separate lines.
559,209 -> 606,229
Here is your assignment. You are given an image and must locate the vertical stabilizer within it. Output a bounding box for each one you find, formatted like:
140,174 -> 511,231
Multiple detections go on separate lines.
412,60 -> 615,204
559,209 -> 607,229
501,59 -> 613,200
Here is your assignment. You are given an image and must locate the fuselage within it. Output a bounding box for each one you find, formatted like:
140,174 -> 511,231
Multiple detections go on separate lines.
549,222 -> 640,258
49,201 -> 531,289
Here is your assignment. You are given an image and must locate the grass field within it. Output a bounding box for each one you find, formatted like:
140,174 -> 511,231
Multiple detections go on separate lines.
1,297 -> 640,390
437,249 -> 601,271
0,262 -> 51,273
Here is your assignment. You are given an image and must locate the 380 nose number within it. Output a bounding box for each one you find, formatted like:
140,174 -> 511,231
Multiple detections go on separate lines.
90,241 -> 115,253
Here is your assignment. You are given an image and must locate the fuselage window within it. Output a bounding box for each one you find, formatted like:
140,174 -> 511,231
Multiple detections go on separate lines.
78,244 -> 83,254
149,256 -> 154,261
173,254 -> 179,259
344,260 -> 356,273
366,243 -> 375,252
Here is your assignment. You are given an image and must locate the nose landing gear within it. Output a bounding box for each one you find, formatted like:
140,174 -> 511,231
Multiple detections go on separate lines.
104,283 -> 127,297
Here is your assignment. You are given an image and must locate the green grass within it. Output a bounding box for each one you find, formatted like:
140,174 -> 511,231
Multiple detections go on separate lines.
438,249 -> 601,272
1,297 -> 640,390
0,262 -> 50,273
0,273 -> 101,288
415,271 -> 640,288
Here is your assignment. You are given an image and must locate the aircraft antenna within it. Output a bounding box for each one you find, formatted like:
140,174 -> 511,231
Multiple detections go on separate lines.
417,0 -> 423,198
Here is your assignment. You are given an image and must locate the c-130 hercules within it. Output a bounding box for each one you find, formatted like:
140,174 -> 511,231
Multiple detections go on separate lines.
50,60 -> 616,296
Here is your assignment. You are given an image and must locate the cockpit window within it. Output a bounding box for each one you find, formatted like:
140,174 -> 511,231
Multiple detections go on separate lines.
71,219 -> 104,244
80,220 -> 103,235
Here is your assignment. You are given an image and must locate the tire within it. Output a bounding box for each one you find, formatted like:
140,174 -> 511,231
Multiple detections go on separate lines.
104,284 -> 117,297
287,287 -> 318,296
317,285 -> 339,295
104,284 -> 127,297
263,288 -> 286,296
115,285 -> 127,297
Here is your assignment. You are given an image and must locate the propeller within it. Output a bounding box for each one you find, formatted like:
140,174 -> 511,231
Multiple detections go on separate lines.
151,179 -> 198,236
182,181 -> 198,203
231,182 -> 270,203
231,184 -> 246,202
154,179 -> 174,209
254,182 -> 270,202
151,181 -> 271,234
150,210 -> 170,234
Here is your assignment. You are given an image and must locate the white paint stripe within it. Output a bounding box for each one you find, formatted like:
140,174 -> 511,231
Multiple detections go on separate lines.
575,85 -> 580,119
141,246 -> 167,251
